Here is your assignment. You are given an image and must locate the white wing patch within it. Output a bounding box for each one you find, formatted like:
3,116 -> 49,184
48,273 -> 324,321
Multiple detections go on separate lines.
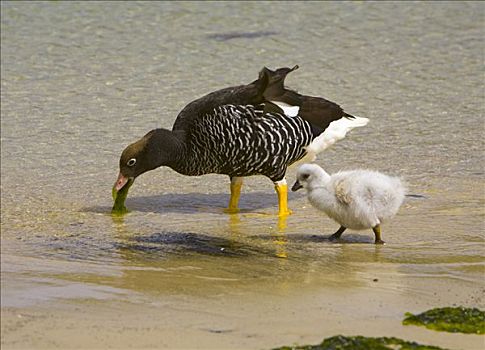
271,101 -> 300,117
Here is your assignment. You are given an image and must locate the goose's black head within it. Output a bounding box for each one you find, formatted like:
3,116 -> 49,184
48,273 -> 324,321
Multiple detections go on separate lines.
114,128 -> 180,192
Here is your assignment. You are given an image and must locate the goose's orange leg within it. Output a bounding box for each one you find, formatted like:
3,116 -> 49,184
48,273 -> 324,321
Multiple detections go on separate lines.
274,179 -> 292,217
225,177 -> 243,213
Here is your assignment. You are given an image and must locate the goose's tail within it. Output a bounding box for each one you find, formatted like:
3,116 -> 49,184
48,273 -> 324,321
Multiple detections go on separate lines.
304,115 -> 369,162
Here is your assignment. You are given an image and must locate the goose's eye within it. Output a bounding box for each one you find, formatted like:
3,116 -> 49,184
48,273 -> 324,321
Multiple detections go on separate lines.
127,158 -> 137,167
301,173 -> 310,180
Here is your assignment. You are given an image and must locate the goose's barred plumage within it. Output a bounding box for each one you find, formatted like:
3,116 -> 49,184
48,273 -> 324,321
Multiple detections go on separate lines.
173,104 -> 313,180
113,65 -> 369,216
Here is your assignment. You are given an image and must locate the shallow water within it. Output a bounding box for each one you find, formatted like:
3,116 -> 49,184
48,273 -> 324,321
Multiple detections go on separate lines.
1,2 -> 484,349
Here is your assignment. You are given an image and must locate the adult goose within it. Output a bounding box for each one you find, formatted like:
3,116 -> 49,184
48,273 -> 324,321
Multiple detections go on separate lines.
113,66 -> 368,216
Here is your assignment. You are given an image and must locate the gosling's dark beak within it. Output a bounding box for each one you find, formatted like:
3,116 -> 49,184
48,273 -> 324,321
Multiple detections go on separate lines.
291,180 -> 302,192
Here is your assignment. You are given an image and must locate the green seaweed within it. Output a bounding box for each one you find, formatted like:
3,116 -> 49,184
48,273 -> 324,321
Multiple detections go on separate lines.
403,307 -> 485,334
111,179 -> 133,215
272,335 -> 447,350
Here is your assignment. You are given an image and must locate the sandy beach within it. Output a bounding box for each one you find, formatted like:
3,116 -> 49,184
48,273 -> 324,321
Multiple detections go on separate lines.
2,268 -> 484,350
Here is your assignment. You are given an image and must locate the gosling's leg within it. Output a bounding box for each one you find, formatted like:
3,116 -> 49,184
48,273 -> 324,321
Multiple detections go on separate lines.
372,224 -> 385,244
225,177 -> 243,214
274,179 -> 292,217
329,226 -> 346,241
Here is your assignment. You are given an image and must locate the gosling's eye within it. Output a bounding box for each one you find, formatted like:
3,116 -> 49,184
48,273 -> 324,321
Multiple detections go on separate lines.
127,158 -> 137,167
301,173 -> 310,180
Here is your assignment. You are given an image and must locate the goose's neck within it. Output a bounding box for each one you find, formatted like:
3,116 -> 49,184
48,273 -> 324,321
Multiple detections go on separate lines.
160,129 -> 183,167
166,130 -> 191,174
141,128 -> 187,171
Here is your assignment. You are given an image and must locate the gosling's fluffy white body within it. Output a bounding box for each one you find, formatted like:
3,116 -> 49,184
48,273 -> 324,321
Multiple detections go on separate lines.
296,164 -> 405,231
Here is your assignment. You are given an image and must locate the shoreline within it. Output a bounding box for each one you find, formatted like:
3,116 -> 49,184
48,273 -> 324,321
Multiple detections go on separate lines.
2,271 -> 483,350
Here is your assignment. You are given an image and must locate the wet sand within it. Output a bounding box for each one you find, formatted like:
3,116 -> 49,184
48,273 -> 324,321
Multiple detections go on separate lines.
2,271 -> 483,350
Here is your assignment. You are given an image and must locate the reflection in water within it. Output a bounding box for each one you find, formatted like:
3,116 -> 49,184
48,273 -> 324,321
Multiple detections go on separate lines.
271,216 -> 288,259
227,213 -> 289,259
100,212 -> 377,296
6,201 -> 480,306
111,211 -> 291,260
101,204 -> 483,299
111,213 -> 128,237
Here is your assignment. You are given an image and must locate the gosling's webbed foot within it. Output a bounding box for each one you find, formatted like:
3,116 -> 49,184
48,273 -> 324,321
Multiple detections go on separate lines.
329,226 -> 346,242
372,225 -> 385,245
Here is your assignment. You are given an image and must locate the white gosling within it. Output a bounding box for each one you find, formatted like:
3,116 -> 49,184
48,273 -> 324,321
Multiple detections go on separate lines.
292,163 -> 406,244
